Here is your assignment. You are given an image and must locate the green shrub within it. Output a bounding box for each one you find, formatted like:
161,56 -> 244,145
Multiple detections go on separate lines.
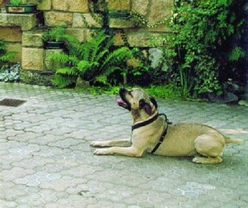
0,40 -> 16,71
48,30 -> 133,88
163,0 -> 245,98
42,25 -> 66,43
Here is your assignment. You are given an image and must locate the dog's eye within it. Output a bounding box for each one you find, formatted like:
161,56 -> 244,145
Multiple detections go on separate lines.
139,99 -> 146,107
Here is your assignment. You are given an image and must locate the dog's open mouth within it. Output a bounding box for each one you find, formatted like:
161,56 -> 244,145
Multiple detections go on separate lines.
116,97 -> 129,109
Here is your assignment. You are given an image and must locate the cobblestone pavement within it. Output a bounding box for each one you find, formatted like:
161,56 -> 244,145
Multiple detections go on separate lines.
0,82 -> 247,208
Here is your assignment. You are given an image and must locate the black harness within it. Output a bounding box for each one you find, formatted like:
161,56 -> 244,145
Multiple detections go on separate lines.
131,113 -> 171,154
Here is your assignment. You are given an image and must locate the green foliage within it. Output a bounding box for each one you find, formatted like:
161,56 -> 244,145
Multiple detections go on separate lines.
10,0 -> 21,6
163,0 -> 245,98
42,25 -> 66,42
144,84 -> 182,100
49,30 -> 133,88
0,40 -> 16,71
228,47 -> 246,61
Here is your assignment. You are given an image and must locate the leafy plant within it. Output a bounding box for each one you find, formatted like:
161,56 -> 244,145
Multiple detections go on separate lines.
48,30 -> 133,88
10,0 -> 21,6
42,25 -> 66,43
144,84 -> 182,100
0,40 -> 16,71
163,0 -> 245,98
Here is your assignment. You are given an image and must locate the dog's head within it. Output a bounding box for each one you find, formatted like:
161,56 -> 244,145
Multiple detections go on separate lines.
116,87 -> 158,121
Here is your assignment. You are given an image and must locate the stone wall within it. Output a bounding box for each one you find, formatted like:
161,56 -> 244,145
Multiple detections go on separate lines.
0,0 -> 173,71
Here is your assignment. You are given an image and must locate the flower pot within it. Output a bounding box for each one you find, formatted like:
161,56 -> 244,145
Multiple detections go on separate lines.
5,4 -> 37,14
45,41 -> 64,49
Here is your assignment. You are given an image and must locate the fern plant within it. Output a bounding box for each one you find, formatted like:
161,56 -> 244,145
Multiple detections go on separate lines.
48,30 -> 133,88
0,40 -> 16,71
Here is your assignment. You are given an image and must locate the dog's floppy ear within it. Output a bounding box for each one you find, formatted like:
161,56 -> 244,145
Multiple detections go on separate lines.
150,97 -> 158,109
139,99 -> 153,115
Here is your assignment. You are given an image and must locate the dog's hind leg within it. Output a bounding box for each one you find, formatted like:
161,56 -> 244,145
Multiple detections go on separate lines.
91,139 -> 131,147
192,134 -> 225,164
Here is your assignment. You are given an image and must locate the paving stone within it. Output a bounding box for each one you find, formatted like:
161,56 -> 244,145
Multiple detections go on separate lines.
0,82 -> 247,207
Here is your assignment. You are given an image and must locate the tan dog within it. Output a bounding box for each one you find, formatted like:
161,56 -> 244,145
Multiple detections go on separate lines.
91,87 -> 245,164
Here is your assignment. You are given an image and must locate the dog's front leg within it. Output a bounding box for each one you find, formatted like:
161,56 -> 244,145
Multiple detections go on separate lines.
94,146 -> 144,157
91,139 -> 131,147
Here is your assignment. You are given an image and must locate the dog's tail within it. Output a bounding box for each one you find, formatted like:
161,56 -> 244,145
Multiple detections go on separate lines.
225,136 -> 245,145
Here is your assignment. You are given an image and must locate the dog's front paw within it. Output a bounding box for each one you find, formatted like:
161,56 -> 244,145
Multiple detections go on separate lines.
90,141 -> 104,147
94,148 -> 113,155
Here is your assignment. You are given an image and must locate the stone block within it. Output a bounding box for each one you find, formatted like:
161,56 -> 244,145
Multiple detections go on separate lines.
66,28 -> 86,42
106,0 -> 130,11
148,0 -> 173,24
37,0 -> 51,11
44,11 -> 73,27
52,0 -> 88,12
22,48 -> 44,70
0,13 -> 36,31
44,49 -> 64,71
73,13 -> 102,28
148,23 -> 170,32
6,43 -> 22,63
0,27 -> 22,42
131,0 -> 149,16
113,32 -> 126,46
109,18 -> 134,28
126,29 -> 163,47
22,30 -> 44,47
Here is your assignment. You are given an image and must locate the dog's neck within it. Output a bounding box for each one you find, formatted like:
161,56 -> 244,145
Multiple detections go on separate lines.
132,111 -> 158,130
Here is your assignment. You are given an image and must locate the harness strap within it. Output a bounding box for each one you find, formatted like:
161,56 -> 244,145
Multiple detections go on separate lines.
132,113 -> 159,131
150,124 -> 169,154
131,112 -> 172,154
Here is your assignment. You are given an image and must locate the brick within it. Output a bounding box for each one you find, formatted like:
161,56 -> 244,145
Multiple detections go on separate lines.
22,30 -> 44,47
37,0 -> 51,11
106,0 -> 130,11
148,0 -> 173,24
44,11 -> 73,27
109,18 -> 134,28
52,0 -> 88,12
131,0 -> 149,16
22,48 -> 44,70
6,43 -> 22,63
0,27 -> 22,42
126,29 -> 162,47
0,13 -> 36,31
66,28 -> 86,42
73,13 -> 102,28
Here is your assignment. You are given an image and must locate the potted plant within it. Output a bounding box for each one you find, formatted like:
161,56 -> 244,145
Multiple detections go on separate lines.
5,0 -> 37,14
42,25 -> 66,49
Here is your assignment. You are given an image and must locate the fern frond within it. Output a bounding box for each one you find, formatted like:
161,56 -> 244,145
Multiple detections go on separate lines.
55,67 -> 78,76
95,49 -> 109,62
88,30 -> 110,63
94,75 -> 108,85
102,66 -> 122,76
48,53 -> 70,65
51,74 -> 75,88
101,46 -> 132,70
77,60 -> 92,73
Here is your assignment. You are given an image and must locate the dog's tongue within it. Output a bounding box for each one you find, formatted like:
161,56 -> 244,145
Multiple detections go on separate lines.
116,97 -> 127,108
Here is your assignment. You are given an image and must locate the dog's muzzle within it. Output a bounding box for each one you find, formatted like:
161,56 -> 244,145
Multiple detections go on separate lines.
116,88 -> 131,111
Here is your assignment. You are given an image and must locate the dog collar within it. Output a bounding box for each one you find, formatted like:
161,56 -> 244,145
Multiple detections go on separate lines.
132,113 -> 159,131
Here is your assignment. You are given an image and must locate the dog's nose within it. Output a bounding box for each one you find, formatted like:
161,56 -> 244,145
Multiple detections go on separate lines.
119,86 -> 127,95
